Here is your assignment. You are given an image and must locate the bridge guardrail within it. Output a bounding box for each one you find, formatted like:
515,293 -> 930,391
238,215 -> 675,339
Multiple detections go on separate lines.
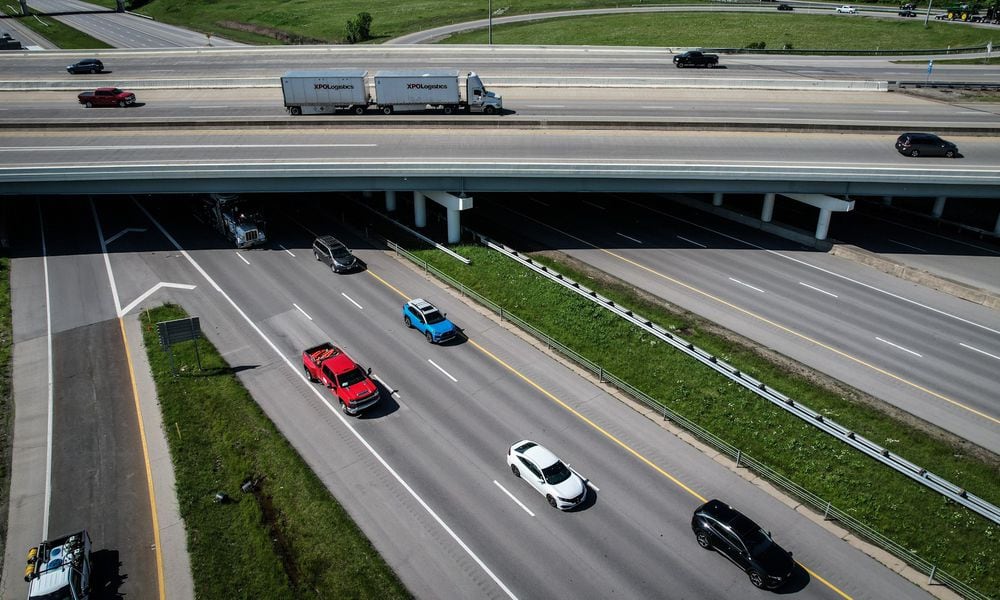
383,237 -> 993,600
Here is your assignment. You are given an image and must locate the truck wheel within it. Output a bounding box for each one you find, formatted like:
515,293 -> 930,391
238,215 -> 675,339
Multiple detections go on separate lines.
290,106 -> 301,116
340,400 -> 351,415
85,101 -> 93,108
484,106 -> 496,115
381,106 -> 393,115
304,365 -> 316,383
443,105 -> 454,115
353,106 -> 365,115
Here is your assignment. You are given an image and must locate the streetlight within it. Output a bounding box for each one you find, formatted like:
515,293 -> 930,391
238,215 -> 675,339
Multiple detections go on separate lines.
488,0 -> 493,45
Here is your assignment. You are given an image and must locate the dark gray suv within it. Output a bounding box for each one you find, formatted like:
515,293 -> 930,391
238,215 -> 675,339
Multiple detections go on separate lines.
895,132 -> 958,158
67,58 -> 104,74
313,235 -> 358,273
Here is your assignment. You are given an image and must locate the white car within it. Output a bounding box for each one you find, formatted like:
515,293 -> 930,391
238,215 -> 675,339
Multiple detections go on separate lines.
836,5 -> 858,12
506,440 -> 587,510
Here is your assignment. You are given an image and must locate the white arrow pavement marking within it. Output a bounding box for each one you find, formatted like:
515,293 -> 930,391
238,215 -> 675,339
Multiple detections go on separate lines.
105,227 -> 147,245
493,480 -> 535,517
120,282 -> 197,316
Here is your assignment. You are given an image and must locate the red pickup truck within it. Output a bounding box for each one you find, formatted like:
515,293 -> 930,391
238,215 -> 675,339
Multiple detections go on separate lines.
302,343 -> 380,415
78,87 -> 136,108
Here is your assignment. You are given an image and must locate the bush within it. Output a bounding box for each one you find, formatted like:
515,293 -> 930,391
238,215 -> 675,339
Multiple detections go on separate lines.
345,12 -> 373,44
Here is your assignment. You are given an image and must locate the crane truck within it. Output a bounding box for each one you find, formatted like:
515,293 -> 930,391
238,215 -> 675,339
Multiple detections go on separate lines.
24,530 -> 92,600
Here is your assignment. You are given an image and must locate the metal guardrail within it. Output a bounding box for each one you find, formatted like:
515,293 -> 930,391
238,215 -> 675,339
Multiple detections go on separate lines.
383,239 -> 993,600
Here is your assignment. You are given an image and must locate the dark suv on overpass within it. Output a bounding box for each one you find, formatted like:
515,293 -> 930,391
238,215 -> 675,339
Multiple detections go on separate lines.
67,58 -> 104,74
895,132 -> 959,158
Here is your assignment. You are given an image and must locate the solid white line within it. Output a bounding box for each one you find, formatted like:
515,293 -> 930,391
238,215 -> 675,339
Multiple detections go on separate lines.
279,244 -> 295,257
105,227 -> 146,245
729,277 -> 766,293
0,143 -> 379,152
428,359 -> 458,382
887,239 -> 927,252
876,337 -> 923,357
188,105 -> 228,109
751,107 -> 791,111
493,480 -> 535,516
616,232 -> 642,244
90,199 -> 123,316
798,281 -> 838,298
641,105 -> 675,109
134,199 -> 518,600
37,202 -> 53,539
235,252 -> 250,265
959,342 -> 1000,362
582,200 -> 606,210
293,303 -> 313,321
677,235 -> 706,248
876,110 -> 910,114
341,292 -> 363,310
525,104 -> 566,108
120,282 -> 197,316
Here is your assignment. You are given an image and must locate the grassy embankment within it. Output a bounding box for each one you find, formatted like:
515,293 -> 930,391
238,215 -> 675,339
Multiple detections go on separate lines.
0,254 -> 12,573
80,0 -> 990,50
0,7 -> 110,49
401,242 -> 999,596
140,304 -> 410,599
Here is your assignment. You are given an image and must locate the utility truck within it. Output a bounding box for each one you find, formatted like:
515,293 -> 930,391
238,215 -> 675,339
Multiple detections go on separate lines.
199,194 -> 267,248
302,342 -> 380,415
24,530 -> 92,600
281,70 -> 503,115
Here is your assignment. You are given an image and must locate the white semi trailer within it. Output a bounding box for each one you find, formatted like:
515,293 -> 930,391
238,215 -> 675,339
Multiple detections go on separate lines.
281,70 -> 502,115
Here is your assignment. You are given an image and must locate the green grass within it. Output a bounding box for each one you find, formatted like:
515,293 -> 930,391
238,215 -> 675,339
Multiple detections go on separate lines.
404,244 -> 999,596
0,253 -> 12,575
0,8 -> 111,49
140,304 -> 410,600
442,12 -> 995,49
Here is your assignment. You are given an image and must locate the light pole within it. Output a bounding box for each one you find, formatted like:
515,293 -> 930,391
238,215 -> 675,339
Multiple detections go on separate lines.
488,0 -> 493,45
923,0 -> 933,27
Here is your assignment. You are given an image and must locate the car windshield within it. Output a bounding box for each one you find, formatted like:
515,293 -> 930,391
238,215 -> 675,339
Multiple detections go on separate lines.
542,460 -> 572,484
338,367 -> 367,387
424,309 -> 446,324
331,245 -> 352,259
744,527 -> 774,556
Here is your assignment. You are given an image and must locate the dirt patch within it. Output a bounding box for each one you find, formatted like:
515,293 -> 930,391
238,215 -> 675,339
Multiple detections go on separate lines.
897,87 -> 1000,104
216,21 -> 330,45
530,248 -> 1000,468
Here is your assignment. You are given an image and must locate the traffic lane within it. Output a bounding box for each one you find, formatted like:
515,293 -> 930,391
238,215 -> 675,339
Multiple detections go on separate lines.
4,128 -> 1000,173
4,87 -> 999,126
137,204 -> 915,598
472,196 -> 1000,451
49,318 -> 157,600
229,205 -> 925,599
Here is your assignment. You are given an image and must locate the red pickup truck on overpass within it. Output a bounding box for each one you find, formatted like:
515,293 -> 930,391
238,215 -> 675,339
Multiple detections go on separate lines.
78,87 -> 136,108
302,343 -> 380,415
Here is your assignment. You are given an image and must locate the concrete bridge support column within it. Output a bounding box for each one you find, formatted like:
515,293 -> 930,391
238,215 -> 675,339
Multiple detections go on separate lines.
19,0 -> 28,14
418,191 -> 474,244
932,196 -> 947,218
414,192 -> 427,228
446,207 -> 461,244
712,192 -> 724,207
816,208 -> 833,241
761,193 -> 776,222
385,190 -> 397,212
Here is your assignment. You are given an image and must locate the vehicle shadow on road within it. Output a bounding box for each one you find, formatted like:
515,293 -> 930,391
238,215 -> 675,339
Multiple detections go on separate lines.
358,380 -> 400,418
563,486 -> 598,512
773,562 -> 810,594
90,548 -> 126,600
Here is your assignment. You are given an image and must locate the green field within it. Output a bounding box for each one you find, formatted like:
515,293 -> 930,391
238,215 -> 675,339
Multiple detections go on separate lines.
140,304 -> 410,600
442,12 -> 995,49
0,8 -> 111,49
400,243 -> 999,596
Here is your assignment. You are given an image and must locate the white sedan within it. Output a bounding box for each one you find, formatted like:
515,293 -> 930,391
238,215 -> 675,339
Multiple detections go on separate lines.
836,5 -> 858,13
506,440 -> 587,510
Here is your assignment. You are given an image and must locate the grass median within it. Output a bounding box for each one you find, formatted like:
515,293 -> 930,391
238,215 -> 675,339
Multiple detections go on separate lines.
404,243 -> 999,596
140,304 -> 409,600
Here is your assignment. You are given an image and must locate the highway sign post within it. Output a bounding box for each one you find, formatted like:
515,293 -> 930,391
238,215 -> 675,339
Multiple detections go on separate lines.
157,316 -> 202,374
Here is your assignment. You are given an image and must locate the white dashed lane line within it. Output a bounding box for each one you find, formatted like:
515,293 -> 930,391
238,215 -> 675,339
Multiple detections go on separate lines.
279,244 -> 295,257
293,303 -> 312,321
616,232 -> 642,244
428,359 -> 458,382
959,343 -> 1000,362
876,337 -> 923,358
493,480 -> 535,517
798,281 -> 838,298
729,277 -> 765,293
341,292 -> 363,310
677,235 -> 706,248
235,252 -> 250,265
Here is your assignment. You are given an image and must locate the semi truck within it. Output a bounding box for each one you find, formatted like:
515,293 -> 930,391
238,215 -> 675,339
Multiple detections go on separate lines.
199,194 -> 267,248
24,530 -> 92,600
281,70 -> 503,115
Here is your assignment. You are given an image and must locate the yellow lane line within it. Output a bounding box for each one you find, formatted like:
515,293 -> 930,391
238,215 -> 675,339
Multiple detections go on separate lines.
598,245 -> 999,426
119,317 -> 166,600
366,264 -> 854,600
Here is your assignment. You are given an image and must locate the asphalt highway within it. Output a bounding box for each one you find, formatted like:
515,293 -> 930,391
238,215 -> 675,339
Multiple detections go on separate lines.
471,194 -> 1000,454
21,194 -> 926,599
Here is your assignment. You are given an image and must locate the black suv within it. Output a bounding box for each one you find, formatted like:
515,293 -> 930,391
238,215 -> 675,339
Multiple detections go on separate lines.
313,235 -> 358,273
67,58 -> 104,74
895,132 -> 958,158
691,499 -> 795,589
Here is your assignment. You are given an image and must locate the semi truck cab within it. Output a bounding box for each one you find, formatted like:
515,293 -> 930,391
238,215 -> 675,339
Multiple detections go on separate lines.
467,72 -> 502,114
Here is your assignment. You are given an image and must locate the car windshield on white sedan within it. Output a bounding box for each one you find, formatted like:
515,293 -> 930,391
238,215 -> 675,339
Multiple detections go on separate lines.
542,461 -> 572,484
